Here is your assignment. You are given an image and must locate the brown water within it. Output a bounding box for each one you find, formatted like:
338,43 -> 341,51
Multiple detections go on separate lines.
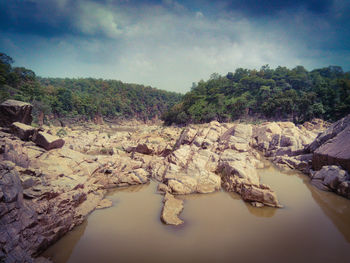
42,165 -> 350,263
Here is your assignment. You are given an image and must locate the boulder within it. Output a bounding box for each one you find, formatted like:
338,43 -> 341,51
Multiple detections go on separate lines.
217,158 -> 281,208
0,99 -> 33,127
307,114 -> 350,153
311,165 -> 349,192
32,131 -> 65,150
11,122 -> 36,141
312,125 -> 350,173
160,192 -> 184,226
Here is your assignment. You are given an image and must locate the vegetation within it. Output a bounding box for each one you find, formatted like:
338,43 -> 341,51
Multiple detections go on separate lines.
0,53 -> 182,122
2,52 -> 349,126
162,65 -> 350,125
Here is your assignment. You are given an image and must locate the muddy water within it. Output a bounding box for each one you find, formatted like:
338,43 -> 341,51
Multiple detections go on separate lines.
42,165 -> 350,263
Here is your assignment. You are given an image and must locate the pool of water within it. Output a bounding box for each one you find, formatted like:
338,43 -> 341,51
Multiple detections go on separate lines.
42,164 -> 350,263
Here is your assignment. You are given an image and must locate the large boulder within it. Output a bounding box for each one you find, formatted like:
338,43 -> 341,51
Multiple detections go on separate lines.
311,165 -> 350,197
10,122 -> 36,141
0,100 -> 33,127
312,125 -> 350,173
32,131 -> 65,151
307,114 -> 350,153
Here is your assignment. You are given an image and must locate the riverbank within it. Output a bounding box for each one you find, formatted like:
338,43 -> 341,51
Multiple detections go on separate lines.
1,100 -> 350,262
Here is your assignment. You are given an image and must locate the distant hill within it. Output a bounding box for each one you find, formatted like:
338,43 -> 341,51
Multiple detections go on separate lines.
162,65 -> 350,125
0,52 -> 182,123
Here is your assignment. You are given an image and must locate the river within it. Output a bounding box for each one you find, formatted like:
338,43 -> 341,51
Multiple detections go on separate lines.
42,164 -> 350,263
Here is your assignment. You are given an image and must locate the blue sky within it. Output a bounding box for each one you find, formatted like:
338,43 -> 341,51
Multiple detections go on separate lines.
0,0 -> 349,92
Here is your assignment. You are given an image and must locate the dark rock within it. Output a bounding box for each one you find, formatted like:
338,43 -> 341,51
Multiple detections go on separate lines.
0,99 -> 33,128
126,143 -> 153,155
311,166 -> 349,196
10,122 -> 36,141
307,114 -> 350,153
32,131 -> 65,151
312,125 -> 350,172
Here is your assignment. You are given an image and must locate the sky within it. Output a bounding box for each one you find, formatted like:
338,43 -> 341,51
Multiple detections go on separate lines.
0,0 -> 349,93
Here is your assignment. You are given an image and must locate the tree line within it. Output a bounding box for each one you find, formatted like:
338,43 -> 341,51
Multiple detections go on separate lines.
162,65 -> 350,125
0,52 -> 182,123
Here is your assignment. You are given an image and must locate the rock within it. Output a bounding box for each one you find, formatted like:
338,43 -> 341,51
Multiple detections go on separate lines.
311,165 -> 349,192
232,123 -> 253,142
0,99 -> 33,127
134,143 -> 153,155
173,127 -> 197,149
32,131 -> 65,150
312,125 -> 350,173
11,122 -> 36,141
160,192 -> 184,226
251,202 -> 264,208
307,114 -> 350,153
96,199 -> 112,209
126,143 -> 154,155
273,154 -> 312,173
218,158 -> 281,208
157,183 -> 171,193
337,181 -> 350,198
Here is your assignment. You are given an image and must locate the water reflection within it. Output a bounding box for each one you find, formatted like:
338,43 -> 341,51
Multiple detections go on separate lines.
227,191 -> 277,217
306,183 -> 350,243
42,220 -> 88,263
106,183 -> 149,195
244,202 -> 277,218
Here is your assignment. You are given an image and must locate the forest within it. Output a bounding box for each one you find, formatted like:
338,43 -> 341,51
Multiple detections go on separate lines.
2,52 -> 350,126
0,53 -> 182,122
162,65 -> 350,125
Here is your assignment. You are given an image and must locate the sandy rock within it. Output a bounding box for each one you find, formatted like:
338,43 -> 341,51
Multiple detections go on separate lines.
157,183 -> 171,193
32,131 -> 65,151
218,157 -> 281,207
97,199 -> 113,209
160,192 -> 184,226
0,99 -> 33,127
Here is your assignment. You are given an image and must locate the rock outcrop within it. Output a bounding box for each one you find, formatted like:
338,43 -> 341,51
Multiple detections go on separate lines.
0,125 -> 153,262
307,115 -> 350,173
1,103 -> 338,261
0,100 -> 33,127
252,120 -> 327,172
151,121 -> 281,208
0,161 -> 105,263
160,192 -> 184,225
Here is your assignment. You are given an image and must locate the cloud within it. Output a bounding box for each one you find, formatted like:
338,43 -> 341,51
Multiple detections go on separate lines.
0,0 -> 349,93
75,1 -> 123,38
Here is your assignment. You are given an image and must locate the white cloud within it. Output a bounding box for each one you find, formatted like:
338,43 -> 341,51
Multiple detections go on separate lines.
75,1 -> 123,38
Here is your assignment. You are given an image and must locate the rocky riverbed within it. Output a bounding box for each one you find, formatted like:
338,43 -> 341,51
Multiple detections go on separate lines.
1,99 -> 350,262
